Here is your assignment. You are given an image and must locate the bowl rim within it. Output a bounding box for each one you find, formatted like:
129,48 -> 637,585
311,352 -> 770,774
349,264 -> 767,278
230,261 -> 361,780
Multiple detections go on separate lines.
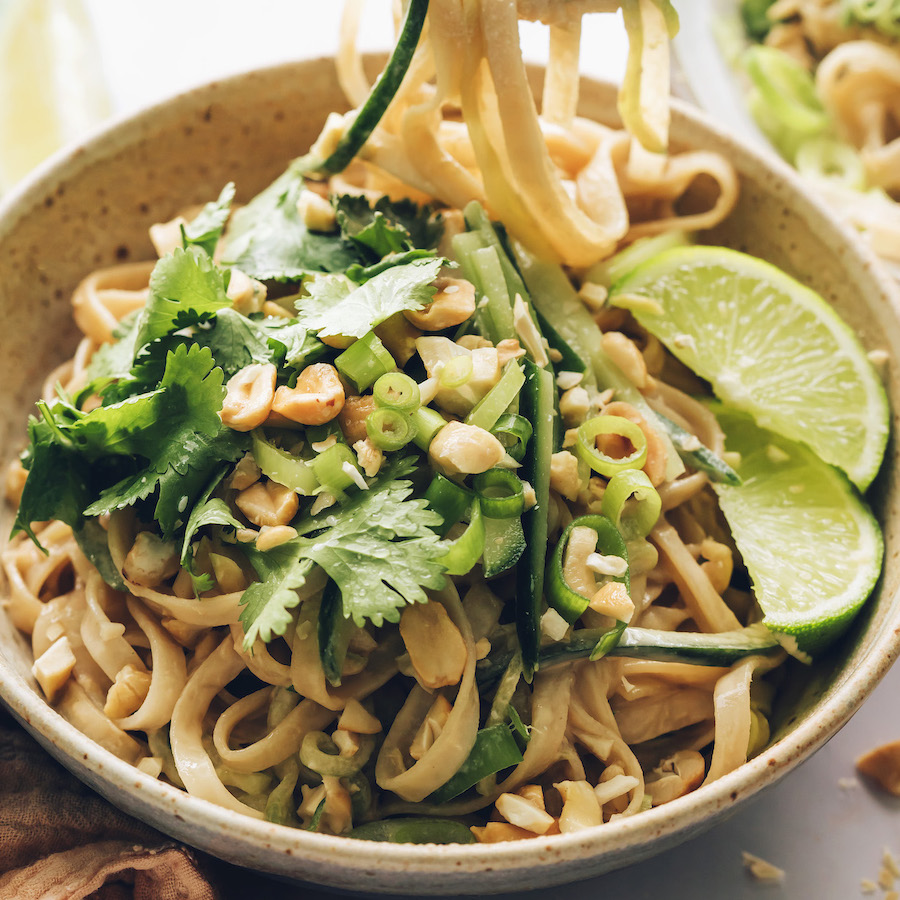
1,54 -> 899,892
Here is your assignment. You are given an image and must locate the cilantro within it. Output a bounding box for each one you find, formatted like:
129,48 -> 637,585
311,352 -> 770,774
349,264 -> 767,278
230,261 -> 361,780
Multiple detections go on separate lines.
191,309 -> 326,377
295,256 -> 445,340
333,194 -> 442,257
135,247 -> 231,351
345,249 -> 436,284
239,459 -> 446,649
220,167 -> 360,281
181,182 -> 235,257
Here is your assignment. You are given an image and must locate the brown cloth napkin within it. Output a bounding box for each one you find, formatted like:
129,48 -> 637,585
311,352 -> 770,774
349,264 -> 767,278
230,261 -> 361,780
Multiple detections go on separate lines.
0,707 -> 220,900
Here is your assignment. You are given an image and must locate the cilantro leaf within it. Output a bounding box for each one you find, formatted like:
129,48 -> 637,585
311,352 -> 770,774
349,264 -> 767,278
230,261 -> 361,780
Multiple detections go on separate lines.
345,248 -> 436,283
181,182 -> 235,257
295,256 -> 445,340
240,545 -> 315,648
334,194 -> 442,256
82,312 -> 143,391
220,167 -> 360,281
135,247 -> 231,351
238,459 -> 446,648
192,309 -> 326,377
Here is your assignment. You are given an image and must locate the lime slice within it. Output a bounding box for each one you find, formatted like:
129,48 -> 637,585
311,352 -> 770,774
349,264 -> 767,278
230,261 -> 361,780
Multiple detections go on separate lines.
609,245 -> 889,491
0,0 -> 110,191
712,405 -> 883,659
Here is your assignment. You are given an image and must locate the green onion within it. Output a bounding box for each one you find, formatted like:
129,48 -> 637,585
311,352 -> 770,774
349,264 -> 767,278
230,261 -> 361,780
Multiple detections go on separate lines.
576,415 -> 648,477
438,501 -> 486,576
425,473 -> 473,537
588,620 -> 628,661
428,723 -> 524,803
335,331 -> 396,393
251,430 -> 319,495
548,515 -> 630,624
490,414 -> 532,462
411,406 -> 448,450
465,361 -> 526,431
438,354 -> 474,389
373,371 -> 420,412
365,407 -> 415,451
265,759 -> 301,827
310,443 -> 362,499
840,0 -> 900,37
349,818 -> 476,844
473,468 -> 525,519
795,137 -> 867,191
308,0 -> 430,176
299,731 -> 373,778
744,45 -> 830,137
601,469 -> 661,540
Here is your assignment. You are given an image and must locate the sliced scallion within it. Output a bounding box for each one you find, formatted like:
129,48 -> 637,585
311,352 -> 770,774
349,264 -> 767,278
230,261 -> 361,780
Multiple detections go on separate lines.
473,468 -> 525,519
576,415 -> 648,477
365,407 -> 415,451
373,371 -> 421,412
438,501 -> 485,576
490,413 -> 532,462
601,469 -> 661,540
411,406 -> 448,450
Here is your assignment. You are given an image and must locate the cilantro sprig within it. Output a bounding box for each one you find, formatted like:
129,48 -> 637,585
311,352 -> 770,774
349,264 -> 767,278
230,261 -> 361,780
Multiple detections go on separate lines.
239,459 -> 446,649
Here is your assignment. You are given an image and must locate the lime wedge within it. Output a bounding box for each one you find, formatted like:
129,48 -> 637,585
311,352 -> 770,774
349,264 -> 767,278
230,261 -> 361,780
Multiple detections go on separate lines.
712,405 -> 882,659
609,246 -> 889,491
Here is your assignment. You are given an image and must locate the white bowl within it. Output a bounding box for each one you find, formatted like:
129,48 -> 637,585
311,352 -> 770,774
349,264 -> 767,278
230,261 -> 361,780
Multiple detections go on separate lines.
1,57 -> 899,895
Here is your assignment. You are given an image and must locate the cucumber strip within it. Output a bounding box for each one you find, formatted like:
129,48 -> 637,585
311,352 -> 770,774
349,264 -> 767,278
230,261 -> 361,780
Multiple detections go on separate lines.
534,307 -> 587,373
465,361 -> 525,431
516,359 -> 556,677
462,201 -> 529,301
428,723 -> 524,803
309,0 -> 430,176
481,515 -> 526,579
318,581 -> 353,687
653,411 -> 742,486
348,817 -> 476,844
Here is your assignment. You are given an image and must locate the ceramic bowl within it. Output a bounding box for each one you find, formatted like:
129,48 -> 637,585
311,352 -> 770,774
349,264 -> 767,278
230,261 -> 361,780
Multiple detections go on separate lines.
0,57 -> 899,896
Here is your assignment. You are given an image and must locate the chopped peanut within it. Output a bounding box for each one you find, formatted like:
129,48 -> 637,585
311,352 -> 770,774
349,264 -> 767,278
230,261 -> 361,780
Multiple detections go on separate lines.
235,480 -> 299,527
227,268 -> 267,315
555,780 -> 602,832
559,386 -> 591,426
353,438 -> 384,478
271,363 -> 345,426
404,277 -> 477,330
645,750 -> 706,805
470,822 -> 539,843
428,421 -> 505,475
400,602 -> 468,689
104,664 -> 152,719
297,189 -> 337,232
32,636 -> 76,703
220,363 -> 277,432
550,450 -> 582,501
339,395 -> 377,444
588,582 -> 634,621
123,532 -> 179,588
228,453 -> 261,491
497,338 -> 527,367
496,792 -> 556,834
255,525 -> 298,552
857,741 -> 900,796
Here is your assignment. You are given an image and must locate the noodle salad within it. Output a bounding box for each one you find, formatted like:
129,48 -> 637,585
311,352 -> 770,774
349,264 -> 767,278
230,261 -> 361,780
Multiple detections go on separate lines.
0,0 -> 888,844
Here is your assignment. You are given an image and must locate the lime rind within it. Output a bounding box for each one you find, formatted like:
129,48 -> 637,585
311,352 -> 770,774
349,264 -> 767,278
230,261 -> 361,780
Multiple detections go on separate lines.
712,406 -> 883,659
610,245 -> 889,491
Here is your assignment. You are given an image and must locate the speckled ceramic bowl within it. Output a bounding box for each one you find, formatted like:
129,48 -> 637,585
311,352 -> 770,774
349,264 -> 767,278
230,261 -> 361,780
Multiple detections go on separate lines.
0,57 -> 898,895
